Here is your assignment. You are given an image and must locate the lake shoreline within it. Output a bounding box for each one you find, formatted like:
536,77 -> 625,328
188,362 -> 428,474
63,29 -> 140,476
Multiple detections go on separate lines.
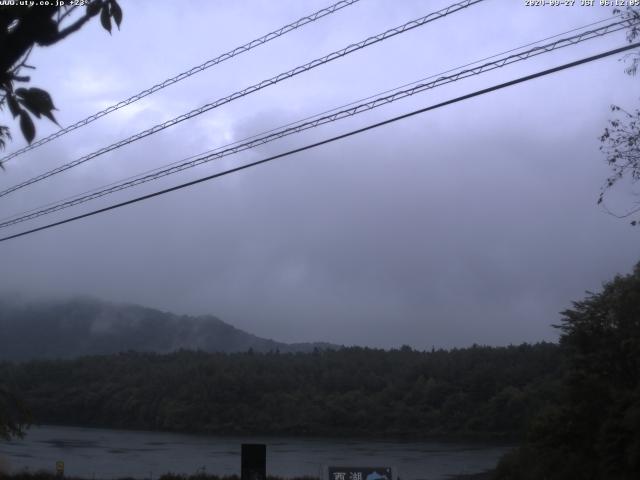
28,422 -> 519,446
1,425 -> 509,480
0,472 -> 496,480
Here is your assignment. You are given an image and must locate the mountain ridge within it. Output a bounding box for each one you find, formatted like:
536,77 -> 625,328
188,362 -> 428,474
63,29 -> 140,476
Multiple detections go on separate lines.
0,296 -> 338,361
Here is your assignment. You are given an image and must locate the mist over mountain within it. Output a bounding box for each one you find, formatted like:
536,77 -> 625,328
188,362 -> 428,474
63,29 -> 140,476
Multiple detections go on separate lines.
0,296 -> 337,361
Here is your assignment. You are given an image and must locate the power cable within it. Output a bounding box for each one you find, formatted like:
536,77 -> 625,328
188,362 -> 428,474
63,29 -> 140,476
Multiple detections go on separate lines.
0,0 -> 486,199
1,41 -> 638,244
0,0 -> 362,165
0,17 -> 633,229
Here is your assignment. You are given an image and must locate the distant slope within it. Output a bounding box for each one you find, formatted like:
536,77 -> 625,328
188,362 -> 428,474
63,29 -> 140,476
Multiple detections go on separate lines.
0,296 -> 337,361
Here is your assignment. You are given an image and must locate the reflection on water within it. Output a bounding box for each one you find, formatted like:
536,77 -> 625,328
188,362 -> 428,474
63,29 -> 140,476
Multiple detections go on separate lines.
0,425 -> 513,480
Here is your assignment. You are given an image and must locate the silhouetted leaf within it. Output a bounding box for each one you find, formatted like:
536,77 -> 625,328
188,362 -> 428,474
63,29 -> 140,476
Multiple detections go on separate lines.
110,0 -> 123,28
19,111 -> 35,144
26,88 -> 55,111
86,0 -> 102,17
17,98 -> 41,118
41,109 -> 58,125
100,5 -> 112,33
7,95 -> 21,118
15,87 -> 58,125
0,126 -> 11,158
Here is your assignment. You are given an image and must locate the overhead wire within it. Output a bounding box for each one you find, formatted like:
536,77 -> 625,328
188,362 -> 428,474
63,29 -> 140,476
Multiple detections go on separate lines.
1,41 -> 638,244
0,12 -> 621,166
0,17 -> 634,230
0,0 -> 487,199
0,0 -> 363,165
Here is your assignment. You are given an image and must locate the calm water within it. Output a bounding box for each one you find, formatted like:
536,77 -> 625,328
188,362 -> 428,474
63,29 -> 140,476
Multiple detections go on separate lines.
0,425 -> 512,480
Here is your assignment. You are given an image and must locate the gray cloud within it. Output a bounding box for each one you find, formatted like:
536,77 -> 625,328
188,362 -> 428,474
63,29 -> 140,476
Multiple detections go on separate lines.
1,0 -> 638,349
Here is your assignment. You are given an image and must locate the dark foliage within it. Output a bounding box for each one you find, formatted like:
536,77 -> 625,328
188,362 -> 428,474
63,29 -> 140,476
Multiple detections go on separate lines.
0,0 -> 122,154
0,386 -> 30,440
0,343 -> 562,439
495,263 -> 640,480
599,6 -> 640,224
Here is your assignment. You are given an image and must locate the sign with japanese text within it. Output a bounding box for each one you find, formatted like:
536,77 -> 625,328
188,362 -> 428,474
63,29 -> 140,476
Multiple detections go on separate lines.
328,467 -> 392,480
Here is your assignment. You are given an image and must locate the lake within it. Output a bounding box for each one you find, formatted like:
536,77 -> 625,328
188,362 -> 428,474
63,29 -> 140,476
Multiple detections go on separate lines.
0,425 -> 513,480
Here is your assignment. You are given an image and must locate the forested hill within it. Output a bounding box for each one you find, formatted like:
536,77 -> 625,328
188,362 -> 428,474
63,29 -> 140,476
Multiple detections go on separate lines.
0,344 -> 563,439
0,297 -> 335,361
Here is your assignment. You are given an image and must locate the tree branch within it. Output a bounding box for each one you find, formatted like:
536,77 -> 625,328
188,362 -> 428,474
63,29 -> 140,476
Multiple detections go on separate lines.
41,6 -> 98,45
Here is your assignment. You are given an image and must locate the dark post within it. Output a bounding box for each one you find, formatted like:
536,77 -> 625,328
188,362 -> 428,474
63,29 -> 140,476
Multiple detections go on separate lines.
241,444 -> 266,480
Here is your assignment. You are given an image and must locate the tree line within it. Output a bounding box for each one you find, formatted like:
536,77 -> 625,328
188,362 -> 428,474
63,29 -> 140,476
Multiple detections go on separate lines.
2,262 -> 638,479
0,343 -> 562,440
494,263 -> 640,480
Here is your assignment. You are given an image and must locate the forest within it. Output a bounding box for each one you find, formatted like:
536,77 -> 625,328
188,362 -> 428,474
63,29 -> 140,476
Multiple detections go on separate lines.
0,343 -> 562,440
2,263 -> 639,480
493,263 -> 640,480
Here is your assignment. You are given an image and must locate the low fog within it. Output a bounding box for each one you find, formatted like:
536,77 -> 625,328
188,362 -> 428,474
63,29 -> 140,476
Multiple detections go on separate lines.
0,0 -> 638,348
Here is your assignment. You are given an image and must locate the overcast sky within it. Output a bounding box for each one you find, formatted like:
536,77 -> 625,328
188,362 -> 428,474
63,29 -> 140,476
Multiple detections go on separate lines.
1,0 -> 639,348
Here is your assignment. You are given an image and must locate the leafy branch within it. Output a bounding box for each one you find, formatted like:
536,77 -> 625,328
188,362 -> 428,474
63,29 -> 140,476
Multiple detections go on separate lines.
0,0 -> 123,155
599,6 -> 640,225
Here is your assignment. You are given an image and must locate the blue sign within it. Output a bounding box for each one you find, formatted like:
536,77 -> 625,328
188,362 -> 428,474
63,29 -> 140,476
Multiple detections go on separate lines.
328,467 -> 392,480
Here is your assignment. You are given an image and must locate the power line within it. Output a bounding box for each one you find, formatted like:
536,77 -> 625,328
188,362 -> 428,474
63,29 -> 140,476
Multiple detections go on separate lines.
228,13 -> 627,140
8,17 -> 621,218
0,0 -> 363,165
0,17 -> 633,230
0,0 -> 486,199
1,41 -> 638,244
2,10 -> 621,184
3,12 -> 618,213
